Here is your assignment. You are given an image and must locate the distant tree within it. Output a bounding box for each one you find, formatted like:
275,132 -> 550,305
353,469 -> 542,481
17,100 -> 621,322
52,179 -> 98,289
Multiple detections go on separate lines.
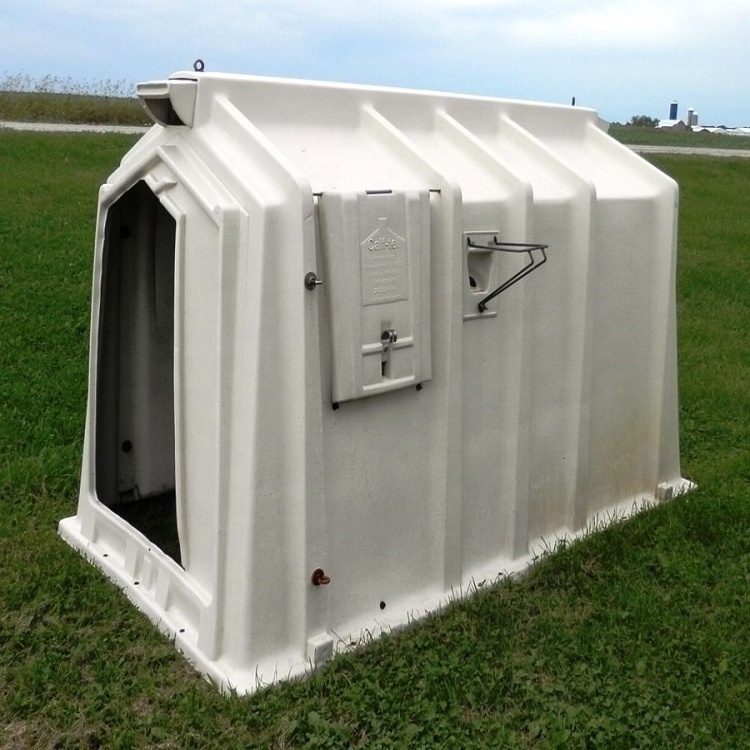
628,115 -> 659,128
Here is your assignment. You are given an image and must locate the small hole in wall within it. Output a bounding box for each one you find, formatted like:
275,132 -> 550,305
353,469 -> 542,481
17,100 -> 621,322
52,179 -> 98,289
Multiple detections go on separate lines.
467,250 -> 492,293
379,601 -> 386,610
179,628 -> 185,633
121,440 -> 133,453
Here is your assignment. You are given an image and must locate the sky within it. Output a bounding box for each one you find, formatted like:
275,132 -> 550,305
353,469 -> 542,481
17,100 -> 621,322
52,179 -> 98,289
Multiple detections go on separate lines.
4,0 -> 750,127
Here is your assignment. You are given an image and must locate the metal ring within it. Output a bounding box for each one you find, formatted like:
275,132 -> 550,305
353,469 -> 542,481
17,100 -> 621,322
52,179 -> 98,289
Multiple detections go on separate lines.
193,59 -> 205,72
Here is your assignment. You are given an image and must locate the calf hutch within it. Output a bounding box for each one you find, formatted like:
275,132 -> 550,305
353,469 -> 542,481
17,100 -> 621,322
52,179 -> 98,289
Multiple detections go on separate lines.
59,70 -> 693,694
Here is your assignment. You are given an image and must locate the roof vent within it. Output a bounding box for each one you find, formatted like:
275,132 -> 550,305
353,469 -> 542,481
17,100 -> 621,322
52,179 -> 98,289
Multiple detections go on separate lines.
137,79 -> 198,127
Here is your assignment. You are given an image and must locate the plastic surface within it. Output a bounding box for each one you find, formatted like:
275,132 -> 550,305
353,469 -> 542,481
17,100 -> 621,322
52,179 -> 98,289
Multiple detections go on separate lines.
59,71 -> 693,694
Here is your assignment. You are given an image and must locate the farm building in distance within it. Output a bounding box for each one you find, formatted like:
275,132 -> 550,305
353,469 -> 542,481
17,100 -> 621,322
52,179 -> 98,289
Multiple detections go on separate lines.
658,100 -> 750,135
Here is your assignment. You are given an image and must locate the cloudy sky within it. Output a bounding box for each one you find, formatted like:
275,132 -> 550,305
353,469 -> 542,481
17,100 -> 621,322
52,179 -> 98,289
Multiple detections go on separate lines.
4,0 -> 750,126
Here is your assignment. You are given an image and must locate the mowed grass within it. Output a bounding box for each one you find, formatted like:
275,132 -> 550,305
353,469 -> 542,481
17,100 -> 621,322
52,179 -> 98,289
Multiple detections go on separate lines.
2,133 -> 750,748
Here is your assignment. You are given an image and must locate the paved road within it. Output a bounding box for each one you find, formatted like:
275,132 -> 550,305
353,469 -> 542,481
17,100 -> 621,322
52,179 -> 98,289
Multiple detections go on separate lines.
0,120 -> 149,135
629,144 -> 750,158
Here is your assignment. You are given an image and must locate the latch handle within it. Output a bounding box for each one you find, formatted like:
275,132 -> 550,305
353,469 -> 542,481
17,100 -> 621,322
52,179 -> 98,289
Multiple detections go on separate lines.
380,329 -> 398,351
466,236 -> 548,312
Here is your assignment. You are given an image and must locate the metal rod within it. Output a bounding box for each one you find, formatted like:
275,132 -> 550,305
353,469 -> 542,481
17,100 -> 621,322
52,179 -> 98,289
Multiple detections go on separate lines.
466,236 -> 548,312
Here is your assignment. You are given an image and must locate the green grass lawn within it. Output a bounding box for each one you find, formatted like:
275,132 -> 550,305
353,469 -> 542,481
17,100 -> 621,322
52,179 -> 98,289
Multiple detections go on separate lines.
1,133 -> 750,748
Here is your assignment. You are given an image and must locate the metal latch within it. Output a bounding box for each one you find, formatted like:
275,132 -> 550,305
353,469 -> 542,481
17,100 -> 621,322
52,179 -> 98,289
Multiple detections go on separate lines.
380,329 -> 398,377
466,236 -> 548,312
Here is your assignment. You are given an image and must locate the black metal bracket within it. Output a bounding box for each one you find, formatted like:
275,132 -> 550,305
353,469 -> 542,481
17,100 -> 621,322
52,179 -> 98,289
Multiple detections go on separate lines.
467,236 -> 548,312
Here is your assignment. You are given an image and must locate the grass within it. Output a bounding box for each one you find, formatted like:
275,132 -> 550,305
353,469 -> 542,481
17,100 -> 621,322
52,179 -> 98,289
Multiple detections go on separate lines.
2,131 -> 750,748
0,74 -> 148,126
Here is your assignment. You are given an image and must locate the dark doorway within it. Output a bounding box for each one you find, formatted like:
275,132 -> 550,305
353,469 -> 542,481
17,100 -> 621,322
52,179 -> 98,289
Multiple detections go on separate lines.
95,181 -> 181,564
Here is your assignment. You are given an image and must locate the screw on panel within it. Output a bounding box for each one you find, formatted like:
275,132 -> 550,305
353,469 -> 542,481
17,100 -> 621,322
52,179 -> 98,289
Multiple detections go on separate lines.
305,272 -> 323,290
